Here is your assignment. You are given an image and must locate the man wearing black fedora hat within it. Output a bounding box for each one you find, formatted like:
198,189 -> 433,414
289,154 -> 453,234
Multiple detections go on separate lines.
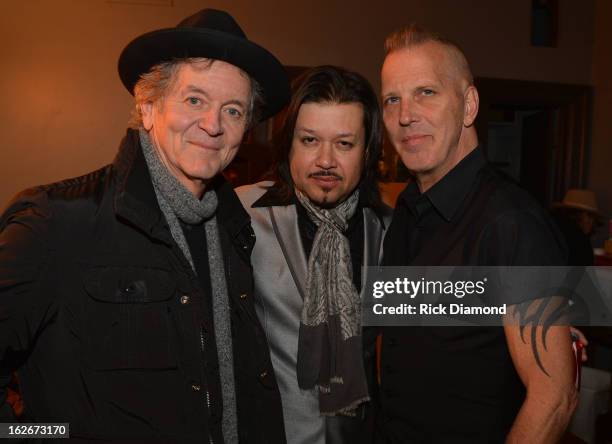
0,8 -> 289,443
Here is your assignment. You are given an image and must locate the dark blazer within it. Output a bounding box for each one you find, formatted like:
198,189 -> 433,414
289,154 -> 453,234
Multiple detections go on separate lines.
0,129 -> 285,443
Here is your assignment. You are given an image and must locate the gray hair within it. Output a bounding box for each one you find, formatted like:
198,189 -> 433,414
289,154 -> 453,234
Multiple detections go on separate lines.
129,57 -> 265,129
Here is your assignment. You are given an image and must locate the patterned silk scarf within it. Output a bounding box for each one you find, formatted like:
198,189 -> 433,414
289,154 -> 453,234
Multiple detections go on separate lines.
295,189 -> 370,415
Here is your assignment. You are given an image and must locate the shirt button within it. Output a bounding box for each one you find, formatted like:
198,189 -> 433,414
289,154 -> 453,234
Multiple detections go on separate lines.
239,293 -> 247,299
191,383 -> 201,392
180,295 -> 190,304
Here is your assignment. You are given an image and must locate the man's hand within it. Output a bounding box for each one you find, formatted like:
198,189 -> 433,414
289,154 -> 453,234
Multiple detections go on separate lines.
569,326 -> 588,362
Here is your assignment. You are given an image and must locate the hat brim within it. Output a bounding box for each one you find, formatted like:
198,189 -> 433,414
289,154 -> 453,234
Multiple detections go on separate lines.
552,201 -> 602,216
118,27 -> 289,121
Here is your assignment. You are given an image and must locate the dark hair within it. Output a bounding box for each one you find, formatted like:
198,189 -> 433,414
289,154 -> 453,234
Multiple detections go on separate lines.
267,65 -> 383,209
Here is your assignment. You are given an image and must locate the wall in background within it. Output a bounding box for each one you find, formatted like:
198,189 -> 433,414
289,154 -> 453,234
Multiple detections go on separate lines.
0,0 -> 600,208
590,0 -> 612,236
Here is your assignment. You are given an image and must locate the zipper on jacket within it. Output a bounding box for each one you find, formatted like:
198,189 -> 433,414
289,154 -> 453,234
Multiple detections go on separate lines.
201,327 -> 214,444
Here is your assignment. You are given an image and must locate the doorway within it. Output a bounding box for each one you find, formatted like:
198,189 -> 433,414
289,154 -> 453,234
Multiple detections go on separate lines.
475,77 -> 592,207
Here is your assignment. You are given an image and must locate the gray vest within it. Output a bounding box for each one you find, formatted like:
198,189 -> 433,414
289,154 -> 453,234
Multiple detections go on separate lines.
237,182 -> 390,444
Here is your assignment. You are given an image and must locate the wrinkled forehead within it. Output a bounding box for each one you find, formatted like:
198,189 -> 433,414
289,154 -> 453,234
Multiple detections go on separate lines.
164,59 -> 252,97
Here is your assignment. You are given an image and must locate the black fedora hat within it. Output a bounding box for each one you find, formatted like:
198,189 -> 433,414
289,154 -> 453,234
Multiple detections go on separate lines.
118,8 -> 289,121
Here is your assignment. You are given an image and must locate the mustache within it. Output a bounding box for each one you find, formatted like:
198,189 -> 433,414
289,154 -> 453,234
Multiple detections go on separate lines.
309,170 -> 343,180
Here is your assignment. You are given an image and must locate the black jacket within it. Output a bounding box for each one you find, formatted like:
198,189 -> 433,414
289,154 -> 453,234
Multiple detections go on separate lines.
0,129 -> 286,443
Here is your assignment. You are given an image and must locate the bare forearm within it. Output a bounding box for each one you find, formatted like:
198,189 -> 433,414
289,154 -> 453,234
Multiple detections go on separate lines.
506,388 -> 577,444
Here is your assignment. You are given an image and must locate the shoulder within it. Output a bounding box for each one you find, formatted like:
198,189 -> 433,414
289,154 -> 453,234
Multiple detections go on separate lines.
235,181 -> 274,209
1,186 -> 52,242
5,165 -> 112,211
481,169 -> 555,232
485,169 -> 538,208
1,165 -> 113,239
474,168 -> 566,264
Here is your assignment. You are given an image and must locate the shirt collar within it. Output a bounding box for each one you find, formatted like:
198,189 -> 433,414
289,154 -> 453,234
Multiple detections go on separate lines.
397,146 -> 486,222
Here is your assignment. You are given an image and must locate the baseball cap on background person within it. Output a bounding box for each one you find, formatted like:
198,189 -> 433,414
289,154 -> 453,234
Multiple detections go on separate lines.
118,8 -> 290,121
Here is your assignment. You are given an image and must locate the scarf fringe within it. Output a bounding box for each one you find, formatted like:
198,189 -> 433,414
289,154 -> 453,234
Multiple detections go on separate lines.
320,395 -> 371,417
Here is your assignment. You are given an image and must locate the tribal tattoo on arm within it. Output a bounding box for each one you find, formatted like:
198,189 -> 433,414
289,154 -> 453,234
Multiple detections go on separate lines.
510,296 -> 571,376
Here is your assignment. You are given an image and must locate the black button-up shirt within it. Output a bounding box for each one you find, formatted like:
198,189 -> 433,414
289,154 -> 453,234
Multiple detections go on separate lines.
379,147 -> 567,443
384,147 -> 566,268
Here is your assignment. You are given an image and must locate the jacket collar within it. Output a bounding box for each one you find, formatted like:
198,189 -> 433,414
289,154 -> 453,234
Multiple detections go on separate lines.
252,185 -> 294,208
267,199 -> 385,301
252,183 -> 386,228
112,129 -> 250,243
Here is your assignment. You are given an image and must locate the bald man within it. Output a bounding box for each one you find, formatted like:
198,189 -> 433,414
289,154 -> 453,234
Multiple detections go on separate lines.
377,26 -> 577,443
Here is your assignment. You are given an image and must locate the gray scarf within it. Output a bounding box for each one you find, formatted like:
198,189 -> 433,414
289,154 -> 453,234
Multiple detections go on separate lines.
140,130 -> 237,443
295,188 -> 370,415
